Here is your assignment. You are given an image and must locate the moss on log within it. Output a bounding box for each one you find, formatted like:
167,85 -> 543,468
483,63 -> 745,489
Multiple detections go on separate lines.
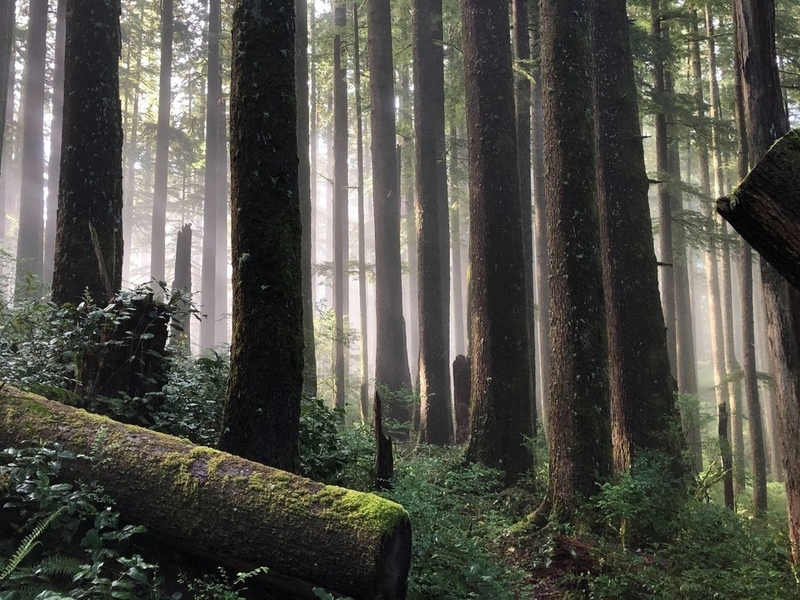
0,387 -> 411,600
717,128 -> 800,291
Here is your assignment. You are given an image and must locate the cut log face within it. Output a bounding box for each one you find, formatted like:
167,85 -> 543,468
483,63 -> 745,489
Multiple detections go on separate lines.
0,387 -> 412,600
717,129 -> 800,291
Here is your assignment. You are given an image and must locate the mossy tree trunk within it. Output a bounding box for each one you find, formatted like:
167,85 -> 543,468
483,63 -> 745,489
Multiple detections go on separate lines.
537,0 -> 611,517
218,0 -> 304,473
0,388 -> 412,600
590,0 -> 682,475
461,0 -> 533,486
51,0 -> 123,307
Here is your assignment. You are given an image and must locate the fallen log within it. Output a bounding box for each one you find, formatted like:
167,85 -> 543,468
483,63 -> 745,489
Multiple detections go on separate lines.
0,387 -> 411,600
717,128 -> 800,290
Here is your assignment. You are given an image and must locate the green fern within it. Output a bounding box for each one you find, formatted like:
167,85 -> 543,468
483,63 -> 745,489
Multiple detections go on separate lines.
33,553 -> 82,579
0,506 -> 68,581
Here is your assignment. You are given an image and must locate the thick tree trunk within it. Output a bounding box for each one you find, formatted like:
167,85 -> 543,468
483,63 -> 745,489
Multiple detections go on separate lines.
218,0 -> 304,472
51,0 -> 123,307
537,0 -> 611,518
369,0 -> 412,429
591,0 -> 681,475
0,388 -> 411,600
731,0 -> 800,561
150,0 -> 174,290
15,0 -> 48,297
414,0 -> 451,445
462,0 -> 534,486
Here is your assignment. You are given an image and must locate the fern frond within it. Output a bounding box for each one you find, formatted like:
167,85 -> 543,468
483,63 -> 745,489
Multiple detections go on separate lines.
34,554 -> 82,579
0,506 -> 68,581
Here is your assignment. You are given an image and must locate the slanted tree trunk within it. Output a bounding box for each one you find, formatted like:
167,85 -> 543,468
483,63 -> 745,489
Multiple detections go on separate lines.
218,0 -> 304,473
51,0 -> 123,307
731,0 -> 800,562
590,0 -> 682,474
201,0 -> 222,352
369,0 -> 413,431
0,387 -> 411,600
414,0 -> 451,445
15,0 -> 48,298
536,0 -> 611,519
462,0 -> 533,486
150,0 -> 174,290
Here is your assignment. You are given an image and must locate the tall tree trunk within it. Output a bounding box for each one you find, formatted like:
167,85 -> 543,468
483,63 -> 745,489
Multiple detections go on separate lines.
201,0 -> 222,351
218,0 -> 303,473
513,0 -> 537,437
122,4 -> 144,286
298,0 -> 317,396
0,60 -> 15,245
150,0 -> 174,290
732,0 -> 798,553
369,0 -> 412,432
310,5 -> 319,309
354,1 -> 369,421
591,0 -> 681,474
706,6 -> 746,494
449,126 -> 466,359
0,1 -> 14,245
333,0 -> 348,413
172,224 -> 192,352
650,0 -> 676,377
530,5 -> 550,428
215,97 -> 228,344
536,0 -> 611,518
414,0 -> 451,445
51,0 -> 123,307
14,0 -> 48,298
0,0 -> 13,181
462,0 -> 533,486
43,0 -> 66,286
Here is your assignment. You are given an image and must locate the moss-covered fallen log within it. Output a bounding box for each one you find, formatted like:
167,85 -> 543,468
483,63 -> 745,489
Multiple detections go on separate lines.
0,387 -> 411,600
717,128 -> 800,290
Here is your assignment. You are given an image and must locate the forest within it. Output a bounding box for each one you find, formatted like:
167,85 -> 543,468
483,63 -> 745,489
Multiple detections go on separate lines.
0,0 -> 799,598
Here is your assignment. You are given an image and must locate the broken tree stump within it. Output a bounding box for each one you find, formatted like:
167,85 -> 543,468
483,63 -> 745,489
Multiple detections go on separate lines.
717,128 -> 800,290
0,387 -> 412,600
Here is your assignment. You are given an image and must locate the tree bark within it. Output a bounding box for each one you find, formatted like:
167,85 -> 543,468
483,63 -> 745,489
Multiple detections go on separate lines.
172,223 -> 192,352
590,0 -> 682,475
537,0 -> 611,517
369,0 -> 412,429
414,0 -> 451,445
0,0 -> 13,182
731,0 -> 800,561
461,0 -> 533,486
717,129 -> 800,291
218,0 -> 304,473
0,387 -> 411,600
51,0 -> 123,307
